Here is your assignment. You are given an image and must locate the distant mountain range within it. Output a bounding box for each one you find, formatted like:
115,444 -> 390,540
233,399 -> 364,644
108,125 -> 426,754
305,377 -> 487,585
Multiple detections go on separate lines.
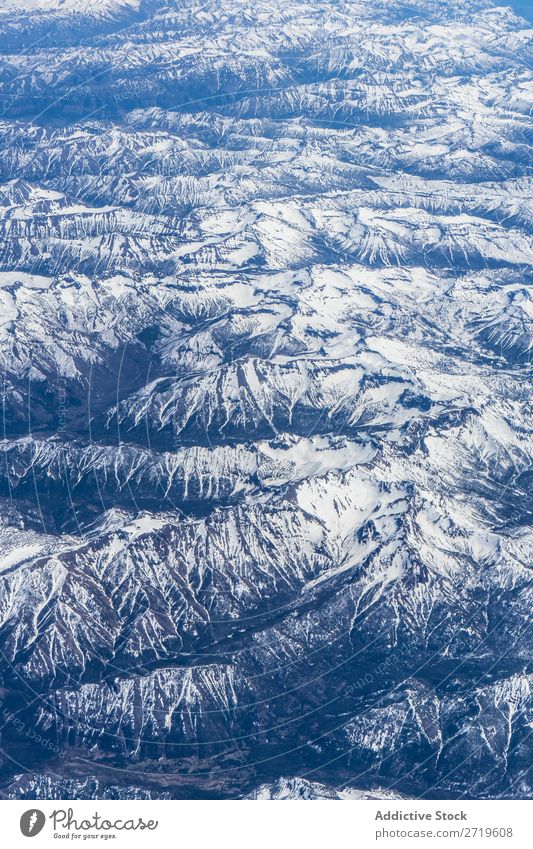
0,0 -> 531,800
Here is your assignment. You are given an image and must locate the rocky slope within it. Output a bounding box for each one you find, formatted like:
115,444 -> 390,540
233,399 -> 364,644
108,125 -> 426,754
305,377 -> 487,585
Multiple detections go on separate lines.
0,0 -> 531,800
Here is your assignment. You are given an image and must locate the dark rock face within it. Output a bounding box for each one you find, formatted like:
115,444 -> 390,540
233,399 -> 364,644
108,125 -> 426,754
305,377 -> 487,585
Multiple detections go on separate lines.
0,0 -> 531,801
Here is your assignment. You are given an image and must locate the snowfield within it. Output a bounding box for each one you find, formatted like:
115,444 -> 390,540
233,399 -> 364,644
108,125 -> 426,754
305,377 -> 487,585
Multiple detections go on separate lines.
0,0 -> 531,801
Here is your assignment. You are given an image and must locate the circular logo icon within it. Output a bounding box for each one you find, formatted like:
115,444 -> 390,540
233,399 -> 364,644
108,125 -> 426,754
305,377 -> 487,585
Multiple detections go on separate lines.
20,810 -> 46,837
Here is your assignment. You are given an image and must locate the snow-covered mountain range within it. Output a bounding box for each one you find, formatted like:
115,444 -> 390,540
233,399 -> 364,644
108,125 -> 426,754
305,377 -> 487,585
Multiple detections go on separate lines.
0,0 -> 531,800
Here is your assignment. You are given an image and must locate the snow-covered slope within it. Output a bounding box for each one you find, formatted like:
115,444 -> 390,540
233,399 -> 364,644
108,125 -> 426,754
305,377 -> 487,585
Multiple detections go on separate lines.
0,0 -> 531,801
